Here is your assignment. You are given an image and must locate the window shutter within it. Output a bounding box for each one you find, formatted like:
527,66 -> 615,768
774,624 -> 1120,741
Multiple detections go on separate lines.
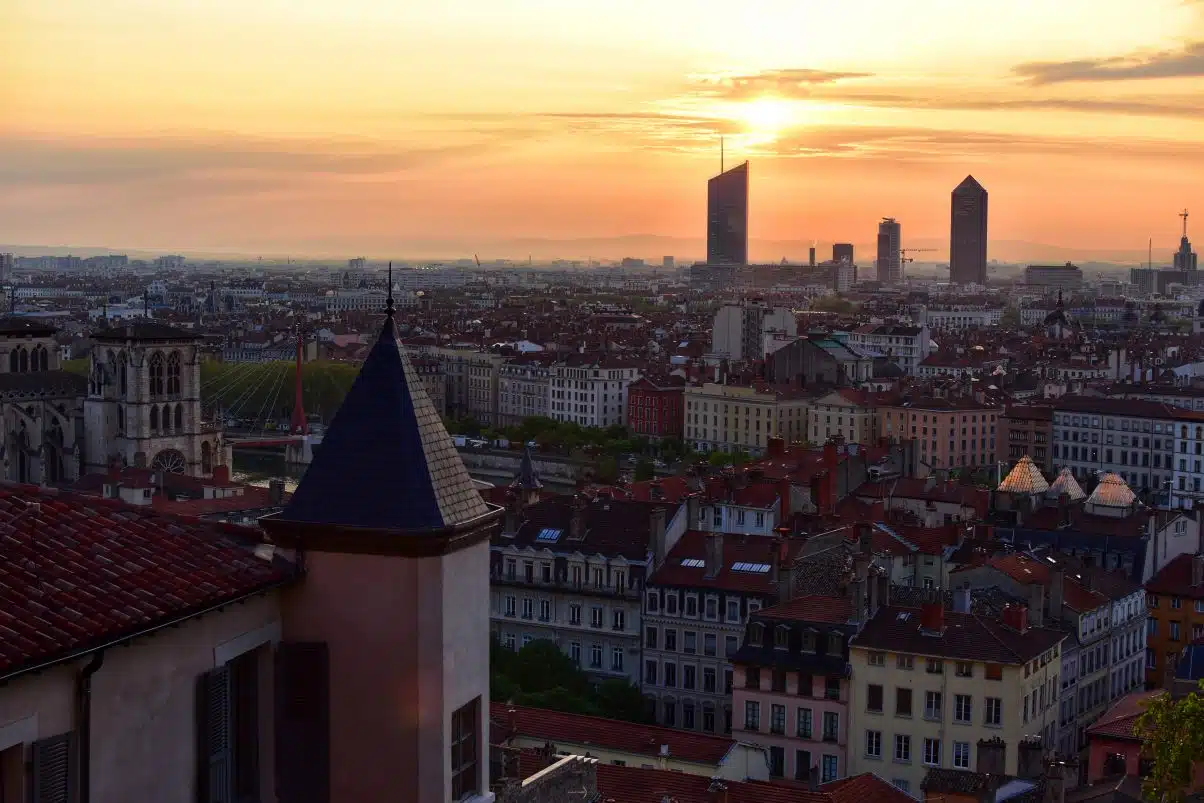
275,641 -> 330,803
196,666 -> 233,803
31,732 -> 74,803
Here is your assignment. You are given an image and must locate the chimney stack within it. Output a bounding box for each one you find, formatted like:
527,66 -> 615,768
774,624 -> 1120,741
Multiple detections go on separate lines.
570,494 -> 588,540
976,736 -> 1007,776
920,601 -> 945,635
1002,603 -> 1029,633
857,521 -> 874,556
1028,582 -> 1045,627
1193,553 -> 1204,587
686,493 -> 701,529
705,533 -> 724,579
777,538 -> 795,602
778,479 -> 792,526
1016,738 -> 1044,780
952,584 -> 971,614
1058,492 -> 1070,528
648,506 -> 667,568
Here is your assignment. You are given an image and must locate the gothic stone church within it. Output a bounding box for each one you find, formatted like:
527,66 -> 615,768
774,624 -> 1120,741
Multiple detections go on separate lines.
0,318 -> 225,485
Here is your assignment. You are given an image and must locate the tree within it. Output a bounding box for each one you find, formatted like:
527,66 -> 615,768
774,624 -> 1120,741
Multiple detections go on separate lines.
594,679 -> 653,724
593,456 -> 620,484
1000,305 -> 1021,328
633,458 -> 655,482
1133,683 -> 1204,803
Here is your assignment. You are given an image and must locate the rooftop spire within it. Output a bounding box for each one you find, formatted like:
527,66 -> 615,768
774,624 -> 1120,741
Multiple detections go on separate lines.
386,261 -> 395,317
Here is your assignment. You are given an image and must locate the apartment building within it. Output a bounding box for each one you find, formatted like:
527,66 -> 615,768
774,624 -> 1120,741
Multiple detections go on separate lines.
847,602 -> 1066,798
409,354 -> 447,415
844,324 -> 931,376
642,531 -> 782,734
877,397 -> 1001,470
951,552 -> 1146,757
712,299 -> 797,361
489,494 -> 684,685
549,355 -> 640,428
808,389 -> 879,446
765,335 -> 873,388
916,305 -> 1003,331
497,353 -> 554,426
1048,396 -> 1204,496
1145,552 -> 1204,688
439,348 -> 504,424
627,376 -> 685,440
998,405 -> 1054,473
684,383 -> 814,455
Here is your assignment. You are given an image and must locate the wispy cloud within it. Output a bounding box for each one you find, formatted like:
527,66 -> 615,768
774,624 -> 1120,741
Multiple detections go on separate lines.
1013,41 -> 1204,84
691,68 -> 873,100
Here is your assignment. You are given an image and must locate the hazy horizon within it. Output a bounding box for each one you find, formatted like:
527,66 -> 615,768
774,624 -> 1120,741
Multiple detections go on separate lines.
4,0 -> 1203,255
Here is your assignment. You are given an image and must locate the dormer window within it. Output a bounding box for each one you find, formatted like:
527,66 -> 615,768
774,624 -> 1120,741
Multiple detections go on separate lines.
827,633 -> 844,656
774,625 -> 790,650
801,630 -> 817,653
750,623 -> 765,647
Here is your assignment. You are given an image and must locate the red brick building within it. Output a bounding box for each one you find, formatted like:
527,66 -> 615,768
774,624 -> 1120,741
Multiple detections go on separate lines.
627,376 -> 685,439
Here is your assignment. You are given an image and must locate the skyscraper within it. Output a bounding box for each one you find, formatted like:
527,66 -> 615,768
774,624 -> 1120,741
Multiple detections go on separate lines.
832,243 -> 854,265
949,175 -> 988,285
707,161 -> 749,264
1174,209 -> 1197,272
876,218 -> 902,283
0,254 -> 11,284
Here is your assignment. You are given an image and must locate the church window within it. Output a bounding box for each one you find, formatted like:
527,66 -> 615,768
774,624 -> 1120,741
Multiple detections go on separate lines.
175,403 -> 183,432
167,351 -> 181,395
119,353 -> 128,396
18,348 -> 27,373
149,352 -> 164,396
150,406 -> 159,432
8,349 -> 16,373
35,346 -> 47,372
118,407 -> 125,433
162,404 -> 171,432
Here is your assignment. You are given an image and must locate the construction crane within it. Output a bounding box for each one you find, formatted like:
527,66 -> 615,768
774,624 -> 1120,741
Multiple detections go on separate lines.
474,254 -> 481,268
899,248 -> 936,265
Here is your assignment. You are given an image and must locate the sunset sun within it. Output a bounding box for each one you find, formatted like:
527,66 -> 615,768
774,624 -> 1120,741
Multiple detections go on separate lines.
735,97 -> 800,138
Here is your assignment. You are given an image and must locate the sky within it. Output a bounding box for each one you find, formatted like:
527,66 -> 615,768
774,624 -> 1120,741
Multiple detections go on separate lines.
3,0 -> 1204,260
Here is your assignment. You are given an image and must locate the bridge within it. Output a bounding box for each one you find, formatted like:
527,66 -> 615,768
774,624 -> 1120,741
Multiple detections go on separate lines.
204,328 -> 319,466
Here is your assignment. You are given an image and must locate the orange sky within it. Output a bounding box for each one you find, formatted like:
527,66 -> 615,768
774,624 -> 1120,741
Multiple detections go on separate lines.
2,0 -> 1204,260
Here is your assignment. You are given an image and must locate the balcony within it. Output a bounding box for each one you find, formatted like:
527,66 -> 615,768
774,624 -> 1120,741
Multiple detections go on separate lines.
490,572 -> 640,599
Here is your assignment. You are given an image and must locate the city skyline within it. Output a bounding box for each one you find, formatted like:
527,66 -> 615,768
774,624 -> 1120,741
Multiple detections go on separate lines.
3,0 -> 1204,256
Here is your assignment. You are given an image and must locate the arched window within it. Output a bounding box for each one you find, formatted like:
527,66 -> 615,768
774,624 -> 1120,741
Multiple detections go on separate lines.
163,404 -> 171,432
166,351 -> 181,395
150,405 -> 159,432
119,352 -> 128,397
174,403 -> 183,432
149,352 -> 164,396
118,406 -> 125,433
18,348 -> 28,373
8,350 -> 16,373
37,347 -> 48,372
201,441 -> 212,474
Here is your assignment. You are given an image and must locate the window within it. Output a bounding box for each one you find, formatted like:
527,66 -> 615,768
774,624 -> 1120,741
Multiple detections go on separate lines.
521,598 -> 533,620
727,599 -> 740,621
612,610 -> 625,631
705,597 -> 718,619
985,663 -> 1003,681
569,604 -> 581,626
664,662 -> 677,687
685,595 -> 698,617
866,684 -> 884,713
725,635 -> 738,657
894,734 -> 911,762
703,705 -> 716,733
897,655 -> 914,670
925,691 -> 942,720
666,593 -> 679,615
797,707 -> 813,739
822,711 -> 838,742
744,701 -> 760,731
750,623 -> 765,646
869,651 -> 886,667
704,633 -> 717,656
504,596 -> 516,617
771,704 -> 786,734
795,750 -> 813,781
683,665 -> 696,690
774,626 -> 790,649
590,607 -> 603,628
955,694 -> 972,723
703,667 -> 716,693
539,600 -> 551,622
644,660 -> 657,684
923,738 -> 941,767
769,746 -> 784,778
798,672 -> 813,697
663,700 -> 676,727
824,676 -> 840,700
684,631 -> 697,654
590,644 -> 602,669
821,754 -> 838,783
647,592 -> 659,613
611,648 -> 624,672
570,642 -> 580,664
745,667 -> 760,690
866,730 -> 883,758
954,741 -> 971,769
896,688 -> 913,717
984,697 -> 1002,726
893,779 -> 911,794
955,662 -> 973,678
926,658 -> 943,674
645,626 -> 658,649
665,629 -> 677,651
451,697 -> 480,801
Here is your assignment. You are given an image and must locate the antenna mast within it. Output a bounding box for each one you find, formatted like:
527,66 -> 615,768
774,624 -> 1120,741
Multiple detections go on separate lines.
1182,208 -> 1190,238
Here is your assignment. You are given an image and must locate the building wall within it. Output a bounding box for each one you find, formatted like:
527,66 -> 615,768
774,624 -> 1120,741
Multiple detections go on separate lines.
1050,408 -> 1177,496
628,386 -> 684,440
846,644 -> 1061,797
998,412 -> 1053,473
878,405 -> 1000,470
684,384 -> 811,455
0,592 -> 281,803
809,394 -> 876,446
1146,590 -> 1204,687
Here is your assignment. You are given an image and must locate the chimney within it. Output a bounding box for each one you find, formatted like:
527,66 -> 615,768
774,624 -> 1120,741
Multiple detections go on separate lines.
919,601 -> 945,635
876,573 -> 891,610
1028,583 -> 1045,628
570,494 -> 588,540
1058,492 -> 1070,528
976,736 -> 1007,776
1043,758 -> 1070,803
850,578 -> 866,624
649,480 -> 664,501
268,478 -> 286,506
648,506 -> 667,567
777,538 -> 795,602
856,521 -> 874,556
686,493 -> 700,529
778,479 -> 792,525
952,584 -> 971,614
1016,738 -> 1044,780
1049,569 -> 1064,619
1002,603 -> 1029,634
1193,554 -> 1204,587
704,533 -> 723,579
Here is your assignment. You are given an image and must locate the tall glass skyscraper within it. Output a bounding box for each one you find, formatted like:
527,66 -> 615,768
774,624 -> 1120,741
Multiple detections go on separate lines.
876,218 -> 901,283
949,175 -> 988,285
707,162 -> 749,264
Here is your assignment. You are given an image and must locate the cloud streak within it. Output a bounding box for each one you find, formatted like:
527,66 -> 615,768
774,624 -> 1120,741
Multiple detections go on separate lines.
691,68 -> 873,100
1013,41 -> 1204,84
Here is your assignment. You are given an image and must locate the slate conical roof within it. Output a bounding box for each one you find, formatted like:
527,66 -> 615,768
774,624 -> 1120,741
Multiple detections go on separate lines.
1046,467 -> 1086,502
279,310 -> 491,531
510,448 -> 543,491
996,455 -> 1049,495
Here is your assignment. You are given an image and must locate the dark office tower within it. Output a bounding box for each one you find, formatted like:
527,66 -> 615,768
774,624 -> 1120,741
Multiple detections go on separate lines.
833,243 -> 854,265
949,175 -> 988,284
1174,209 -> 1197,272
707,161 -> 749,264
876,218 -> 901,283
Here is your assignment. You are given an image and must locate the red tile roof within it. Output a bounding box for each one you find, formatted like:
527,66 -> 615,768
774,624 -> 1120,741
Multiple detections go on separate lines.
492,703 -> 736,766
649,530 -> 788,595
1147,552 -> 1204,599
0,484 -> 294,679
962,553 -> 1111,612
758,594 -> 853,625
1087,690 -> 1163,741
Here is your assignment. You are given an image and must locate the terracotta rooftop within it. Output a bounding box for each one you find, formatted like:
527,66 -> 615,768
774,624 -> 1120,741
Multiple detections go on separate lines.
0,484 -> 294,680
1046,468 -> 1086,502
1086,690 -> 1162,741
649,530 -> 789,595
851,604 -> 1066,664
1086,474 -> 1137,509
997,456 -> 1050,495
1147,552 -> 1204,600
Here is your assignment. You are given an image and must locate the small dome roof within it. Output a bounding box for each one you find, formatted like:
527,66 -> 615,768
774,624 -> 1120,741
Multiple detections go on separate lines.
1086,473 -> 1136,509
997,456 -> 1049,495
1046,467 -> 1086,502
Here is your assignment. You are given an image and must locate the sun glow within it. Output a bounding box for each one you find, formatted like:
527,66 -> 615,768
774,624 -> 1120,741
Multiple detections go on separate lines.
735,97 -> 801,138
